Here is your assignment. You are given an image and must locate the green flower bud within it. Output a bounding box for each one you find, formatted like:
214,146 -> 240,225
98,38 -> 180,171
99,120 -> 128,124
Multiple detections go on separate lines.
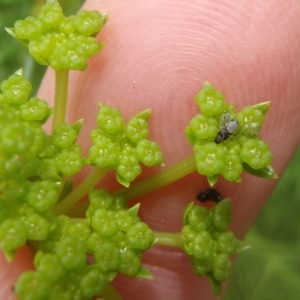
15,271 -> 52,300
80,267 -> 108,298
124,117 -> 149,143
24,213 -> 50,241
135,139 -> 163,166
96,104 -> 125,134
216,231 -> 240,255
117,146 -> 142,182
126,222 -> 154,250
182,225 -> 197,242
0,218 -> 27,257
195,83 -> 228,117
94,240 -> 121,272
52,123 -> 78,149
56,236 -> 87,270
21,97 -> 49,121
74,10 -> 106,36
194,142 -> 226,176
59,16 -> 76,34
237,106 -> 264,135
1,121 -> 35,155
14,16 -> 43,40
26,180 -> 59,212
212,253 -> 231,282
89,137 -> 120,168
187,205 -> 211,232
191,255 -> 213,276
210,199 -> 232,232
68,33 -> 101,58
49,39 -> 87,70
119,248 -> 141,276
64,220 -> 91,242
184,231 -> 215,260
115,208 -> 140,232
186,114 -> 219,141
37,0 -> 64,29
91,208 -> 119,237
221,150 -> 243,182
34,252 -> 66,282
55,145 -> 83,176
240,139 -> 273,169
1,74 -> 31,105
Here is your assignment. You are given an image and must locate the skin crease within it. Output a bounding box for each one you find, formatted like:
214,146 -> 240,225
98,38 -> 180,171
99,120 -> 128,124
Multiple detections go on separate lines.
1,0 -> 300,299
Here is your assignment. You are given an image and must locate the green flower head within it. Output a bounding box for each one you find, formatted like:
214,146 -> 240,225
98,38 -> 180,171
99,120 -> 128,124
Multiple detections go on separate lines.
186,82 -> 276,185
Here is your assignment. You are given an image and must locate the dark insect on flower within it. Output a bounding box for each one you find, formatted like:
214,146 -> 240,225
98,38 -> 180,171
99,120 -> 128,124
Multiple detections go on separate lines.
215,111 -> 239,144
196,187 -> 223,203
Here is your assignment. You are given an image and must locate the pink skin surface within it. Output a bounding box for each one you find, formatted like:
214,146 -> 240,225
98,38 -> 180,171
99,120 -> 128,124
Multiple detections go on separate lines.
1,0 -> 300,299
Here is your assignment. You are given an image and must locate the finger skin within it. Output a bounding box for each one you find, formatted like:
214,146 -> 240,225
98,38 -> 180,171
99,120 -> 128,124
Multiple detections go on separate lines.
2,1 -> 300,299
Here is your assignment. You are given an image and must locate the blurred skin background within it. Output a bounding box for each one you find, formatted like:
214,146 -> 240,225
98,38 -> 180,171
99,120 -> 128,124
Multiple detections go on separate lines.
0,0 -> 300,300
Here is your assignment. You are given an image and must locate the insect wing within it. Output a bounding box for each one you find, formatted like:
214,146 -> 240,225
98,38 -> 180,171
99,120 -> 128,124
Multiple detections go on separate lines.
219,111 -> 231,128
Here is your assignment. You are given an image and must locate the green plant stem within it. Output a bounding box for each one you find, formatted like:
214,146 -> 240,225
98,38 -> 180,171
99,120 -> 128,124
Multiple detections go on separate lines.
52,167 -> 108,215
153,231 -> 183,248
116,154 -> 196,200
52,69 -> 69,131
67,155 -> 197,217
103,282 -> 123,300
67,201 -> 88,217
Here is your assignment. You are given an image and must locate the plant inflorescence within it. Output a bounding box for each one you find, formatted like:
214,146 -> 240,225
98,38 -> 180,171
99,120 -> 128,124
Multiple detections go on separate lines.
0,1 -> 276,299
185,82 -> 276,186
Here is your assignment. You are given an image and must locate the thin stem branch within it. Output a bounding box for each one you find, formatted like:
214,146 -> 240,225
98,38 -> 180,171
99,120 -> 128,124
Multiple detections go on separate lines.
67,201 -> 89,217
103,282 -> 123,300
52,69 -> 69,131
116,154 -> 196,200
153,231 -> 183,248
52,167 -> 108,215
67,155 -> 197,217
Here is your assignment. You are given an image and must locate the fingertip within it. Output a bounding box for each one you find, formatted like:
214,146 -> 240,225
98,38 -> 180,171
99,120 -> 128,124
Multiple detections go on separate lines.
0,246 -> 34,300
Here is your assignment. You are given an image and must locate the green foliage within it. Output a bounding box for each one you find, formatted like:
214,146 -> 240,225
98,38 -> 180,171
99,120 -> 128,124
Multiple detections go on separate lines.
185,82 -> 276,184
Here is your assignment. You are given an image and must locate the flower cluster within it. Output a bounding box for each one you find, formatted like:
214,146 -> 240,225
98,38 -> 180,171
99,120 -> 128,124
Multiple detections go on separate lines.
15,189 -> 154,300
0,70 -> 58,260
8,0 -> 107,70
0,70 -> 83,180
0,0 -> 277,298
185,82 -> 274,185
88,104 -> 163,187
182,199 -> 248,295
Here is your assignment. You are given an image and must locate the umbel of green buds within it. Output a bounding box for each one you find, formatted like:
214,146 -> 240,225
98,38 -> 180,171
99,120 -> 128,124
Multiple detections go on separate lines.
0,69 -> 85,260
88,104 -> 163,187
185,82 -> 277,186
15,189 -> 155,299
181,199 -> 249,296
6,0 -> 107,70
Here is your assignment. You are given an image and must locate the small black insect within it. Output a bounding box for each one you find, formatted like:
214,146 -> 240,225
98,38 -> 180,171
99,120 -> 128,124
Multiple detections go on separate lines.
196,187 -> 224,204
215,112 -> 239,144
